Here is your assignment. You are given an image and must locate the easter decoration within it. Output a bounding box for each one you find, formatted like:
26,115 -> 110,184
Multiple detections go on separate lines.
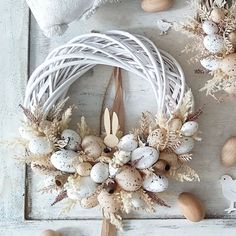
141,0 -> 174,12
219,175 -> 236,213
14,31 -> 201,232
179,0 -> 236,97
26,0 -> 120,37
221,136 -> 236,167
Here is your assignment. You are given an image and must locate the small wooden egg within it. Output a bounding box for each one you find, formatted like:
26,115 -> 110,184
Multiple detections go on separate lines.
229,31 -> 236,46
61,129 -> 81,151
174,137 -> 194,155
220,53 -> 236,76
97,189 -> 121,213
202,20 -> 218,35
67,176 -> 97,200
153,159 -> 170,174
80,194 -> 98,208
141,0 -> 173,13
50,149 -> 78,173
40,230 -> 60,236
200,56 -> 220,71
90,163 -> 109,183
117,134 -> 138,152
28,137 -> 53,155
115,166 -> 142,191
143,174 -> 168,192
178,192 -> 205,222
180,121 -> 199,137
169,118 -> 182,131
203,34 -> 224,53
210,7 -> 225,24
82,135 -> 104,159
131,146 -> 159,169
76,162 -> 92,176
221,136 -> 236,167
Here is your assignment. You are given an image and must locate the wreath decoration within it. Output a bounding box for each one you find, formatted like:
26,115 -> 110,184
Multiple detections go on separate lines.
180,0 -> 236,97
16,31 -> 201,230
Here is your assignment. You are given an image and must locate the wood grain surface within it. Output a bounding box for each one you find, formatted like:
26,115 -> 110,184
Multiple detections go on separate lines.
1,0 -> 236,235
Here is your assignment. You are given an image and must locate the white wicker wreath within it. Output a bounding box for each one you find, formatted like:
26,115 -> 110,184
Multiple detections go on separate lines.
18,31 -> 201,230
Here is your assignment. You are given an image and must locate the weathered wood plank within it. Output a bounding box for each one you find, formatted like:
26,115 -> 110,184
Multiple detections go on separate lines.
0,0 -> 29,223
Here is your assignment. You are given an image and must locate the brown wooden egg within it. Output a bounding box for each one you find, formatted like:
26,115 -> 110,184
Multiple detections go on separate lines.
221,53 -> 236,76
210,7 -> 225,23
141,0 -> 173,13
40,230 -> 60,236
221,136 -> 236,167
178,192 -> 205,222
97,189 -> 121,213
115,166 -> 142,191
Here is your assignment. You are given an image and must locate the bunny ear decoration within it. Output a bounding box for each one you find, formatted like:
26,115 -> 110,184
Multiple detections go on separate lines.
16,31 -> 201,232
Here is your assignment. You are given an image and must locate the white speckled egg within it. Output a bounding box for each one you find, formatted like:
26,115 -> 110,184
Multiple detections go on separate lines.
61,129 -> 81,151
117,134 -> 138,152
181,121 -> 199,137
200,56 -> 220,71
67,176 -> 97,200
82,135 -> 104,159
115,166 -> 142,191
28,137 -> 53,155
203,34 -> 224,53
76,162 -> 92,176
19,126 -> 36,140
202,20 -> 218,35
143,174 -> 168,192
97,189 -> 121,213
174,137 -> 194,155
109,163 -> 121,177
51,149 -> 78,173
90,163 -> 109,183
220,53 -> 236,76
131,147 -> 159,169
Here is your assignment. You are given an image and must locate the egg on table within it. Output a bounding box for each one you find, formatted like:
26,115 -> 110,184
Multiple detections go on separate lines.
117,134 -> 138,152
131,146 -> 159,169
143,174 -> 168,192
50,149 -> 78,173
203,34 -> 224,53
202,20 -> 218,35
90,163 -> 109,183
115,166 -> 142,191
61,129 -> 81,151
28,136 -> 53,155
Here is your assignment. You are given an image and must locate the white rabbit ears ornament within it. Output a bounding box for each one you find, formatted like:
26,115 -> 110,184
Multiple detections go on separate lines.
26,0 -> 120,37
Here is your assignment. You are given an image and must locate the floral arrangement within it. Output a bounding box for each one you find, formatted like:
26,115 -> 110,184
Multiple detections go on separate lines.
15,90 -> 201,229
180,0 -> 236,97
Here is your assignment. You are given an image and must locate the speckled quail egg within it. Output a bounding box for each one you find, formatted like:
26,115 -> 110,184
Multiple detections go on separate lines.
202,20 -> 218,35
61,129 -> 81,151
200,56 -> 220,71
143,174 -> 168,192
90,163 -> 109,183
174,137 -> 194,155
50,149 -> 78,173
203,34 -> 224,53
28,136 -> 53,155
117,134 -> 138,152
131,146 -> 159,169
181,121 -> 199,137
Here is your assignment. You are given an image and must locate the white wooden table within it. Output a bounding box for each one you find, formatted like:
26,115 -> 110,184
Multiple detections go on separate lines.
1,0 -> 236,235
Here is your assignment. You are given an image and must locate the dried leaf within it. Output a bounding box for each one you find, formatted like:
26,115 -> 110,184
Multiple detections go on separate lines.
146,192 -> 170,208
77,116 -> 91,138
51,190 -> 68,206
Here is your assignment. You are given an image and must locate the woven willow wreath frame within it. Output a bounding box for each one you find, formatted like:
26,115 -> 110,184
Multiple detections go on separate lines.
16,31 -> 202,231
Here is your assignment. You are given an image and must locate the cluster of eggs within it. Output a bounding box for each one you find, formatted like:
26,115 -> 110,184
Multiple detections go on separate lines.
200,8 -> 236,77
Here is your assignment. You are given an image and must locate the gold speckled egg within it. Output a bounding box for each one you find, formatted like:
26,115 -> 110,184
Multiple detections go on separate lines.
115,166 -> 142,191
97,189 -> 121,213
76,162 -> 92,176
81,194 -> 98,208
221,53 -> 236,76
